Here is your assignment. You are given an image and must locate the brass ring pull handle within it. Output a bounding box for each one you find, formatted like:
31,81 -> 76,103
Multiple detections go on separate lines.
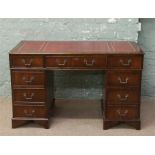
117,109 -> 128,117
84,59 -> 95,66
119,59 -> 132,66
56,59 -> 67,66
23,93 -> 34,100
22,76 -> 34,83
24,109 -> 35,117
118,77 -> 129,84
117,94 -> 129,101
22,59 -> 33,67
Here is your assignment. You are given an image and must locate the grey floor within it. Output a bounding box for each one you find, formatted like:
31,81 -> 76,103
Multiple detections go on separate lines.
0,96 -> 155,136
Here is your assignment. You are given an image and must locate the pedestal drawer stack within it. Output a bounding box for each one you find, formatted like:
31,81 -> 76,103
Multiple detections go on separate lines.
10,55 -> 50,129
104,55 -> 143,129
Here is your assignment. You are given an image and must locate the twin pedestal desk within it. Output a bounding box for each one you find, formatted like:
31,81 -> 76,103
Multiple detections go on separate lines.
9,41 -> 144,130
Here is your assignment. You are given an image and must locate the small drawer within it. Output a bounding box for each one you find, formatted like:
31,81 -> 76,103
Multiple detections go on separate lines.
106,105 -> 139,120
106,88 -> 140,104
10,56 -> 43,68
11,70 -> 45,87
13,88 -> 46,104
72,56 -> 107,68
107,55 -> 143,69
45,56 -> 72,68
106,71 -> 141,87
13,105 -> 47,118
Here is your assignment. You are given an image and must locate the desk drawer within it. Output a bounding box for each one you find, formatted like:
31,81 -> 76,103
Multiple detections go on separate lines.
11,56 -> 43,68
106,71 -> 141,87
107,55 -> 143,69
46,56 -> 72,68
45,55 -> 107,68
11,71 -> 45,87
106,105 -> 139,120
106,88 -> 140,104
72,56 -> 106,68
13,105 -> 47,118
13,88 -> 46,104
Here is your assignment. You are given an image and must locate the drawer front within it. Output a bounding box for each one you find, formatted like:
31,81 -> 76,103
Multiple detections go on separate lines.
45,56 -> 107,68
13,89 -> 46,104
106,71 -> 141,87
13,105 -> 47,118
108,55 -> 143,69
72,56 -> 106,68
46,56 -> 72,68
11,56 -> 43,68
106,105 -> 139,120
12,71 -> 45,87
106,88 -> 140,104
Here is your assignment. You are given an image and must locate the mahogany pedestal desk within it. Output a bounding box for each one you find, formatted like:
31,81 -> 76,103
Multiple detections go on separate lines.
9,41 -> 144,130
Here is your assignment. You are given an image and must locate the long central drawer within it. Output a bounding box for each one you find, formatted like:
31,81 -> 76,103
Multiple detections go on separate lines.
45,55 -> 107,68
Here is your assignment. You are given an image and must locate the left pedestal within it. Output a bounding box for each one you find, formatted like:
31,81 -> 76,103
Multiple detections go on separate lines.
10,53 -> 54,129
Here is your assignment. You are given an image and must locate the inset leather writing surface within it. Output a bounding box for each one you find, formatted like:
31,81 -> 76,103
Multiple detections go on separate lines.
109,42 -> 141,53
11,41 -> 46,54
42,41 -> 110,54
10,41 -> 143,55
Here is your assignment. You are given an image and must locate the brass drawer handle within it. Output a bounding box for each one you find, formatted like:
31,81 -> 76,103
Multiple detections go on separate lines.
117,94 -> 129,101
84,59 -> 95,66
21,59 -> 33,67
22,76 -> 34,83
24,109 -> 35,117
117,109 -> 128,117
56,59 -> 67,66
119,59 -> 132,66
23,93 -> 34,100
118,77 -> 129,84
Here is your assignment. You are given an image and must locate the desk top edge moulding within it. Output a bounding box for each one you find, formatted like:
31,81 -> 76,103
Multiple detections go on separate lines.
9,41 -> 144,130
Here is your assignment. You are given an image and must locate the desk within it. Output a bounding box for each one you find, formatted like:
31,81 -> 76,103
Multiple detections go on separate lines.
9,41 -> 144,129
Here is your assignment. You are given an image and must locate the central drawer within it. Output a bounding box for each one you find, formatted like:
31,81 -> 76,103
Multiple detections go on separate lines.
13,88 -> 46,104
45,55 -> 106,68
